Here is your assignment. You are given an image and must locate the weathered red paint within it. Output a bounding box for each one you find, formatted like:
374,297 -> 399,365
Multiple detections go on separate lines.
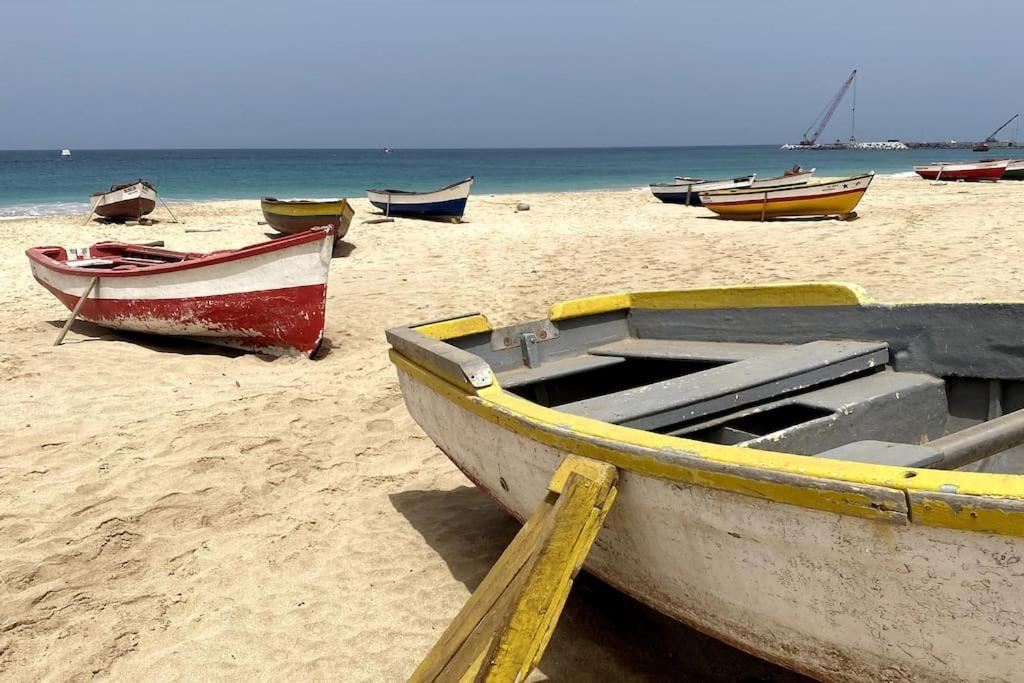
914,166 -> 1006,181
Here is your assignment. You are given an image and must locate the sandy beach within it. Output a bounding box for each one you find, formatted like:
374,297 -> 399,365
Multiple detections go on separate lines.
4,176 -> 1024,680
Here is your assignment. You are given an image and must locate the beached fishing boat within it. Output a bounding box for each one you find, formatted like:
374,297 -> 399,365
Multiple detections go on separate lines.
89,180 -> 158,220
260,197 -> 355,237
701,172 -> 873,220
650,175 -> 754,206
983,158 -> 1024,180
749,166 -> 815,189
387,282 -> 1024,682
913,159 -> 1009,182
367,177 -> 473,220
27,228 -> 334,357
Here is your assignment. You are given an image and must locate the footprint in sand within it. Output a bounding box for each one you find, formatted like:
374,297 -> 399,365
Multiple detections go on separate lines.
366,418 -> 394,433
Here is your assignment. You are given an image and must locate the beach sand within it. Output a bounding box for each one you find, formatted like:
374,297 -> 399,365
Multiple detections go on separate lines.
3,177 -> 1024,680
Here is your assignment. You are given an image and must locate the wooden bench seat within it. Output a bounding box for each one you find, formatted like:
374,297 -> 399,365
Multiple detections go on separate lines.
497,354 -> 626,389
588,338 -> 793,363
557,340 -> 890,431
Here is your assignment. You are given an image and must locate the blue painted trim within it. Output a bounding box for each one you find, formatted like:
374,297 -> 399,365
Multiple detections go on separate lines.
651,191 -> 705,206
370,197 -> 469,218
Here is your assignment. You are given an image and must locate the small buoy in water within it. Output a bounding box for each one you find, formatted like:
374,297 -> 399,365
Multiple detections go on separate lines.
516,201 -> 530,212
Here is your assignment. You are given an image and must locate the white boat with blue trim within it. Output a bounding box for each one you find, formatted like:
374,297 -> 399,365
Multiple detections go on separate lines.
367,176 -> 473,221
388,282 -> 1024,681
650,175 -> 754,206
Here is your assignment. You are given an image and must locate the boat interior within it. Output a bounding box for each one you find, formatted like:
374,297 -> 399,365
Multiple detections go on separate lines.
35,244 -> 192,271
408,303 -> 1024,474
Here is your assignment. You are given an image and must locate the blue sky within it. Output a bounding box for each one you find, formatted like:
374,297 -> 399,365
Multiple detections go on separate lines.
1,0 -> 1021,149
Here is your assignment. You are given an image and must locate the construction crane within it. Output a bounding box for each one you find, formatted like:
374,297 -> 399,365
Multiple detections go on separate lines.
799,69 -> 858,146
984,113 -> 1019,143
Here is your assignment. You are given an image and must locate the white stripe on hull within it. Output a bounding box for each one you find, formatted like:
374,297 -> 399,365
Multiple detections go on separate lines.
701,174 -> 873,206
30,234 -> 332,301
913,160 -> 1009,173
397,369 -> 1023,681
366,178 -> 473,206
749,170 -> 815,189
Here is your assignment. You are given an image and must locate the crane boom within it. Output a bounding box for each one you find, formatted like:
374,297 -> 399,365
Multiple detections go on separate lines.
986,113 -> 1019,143
800,69 -> 857,146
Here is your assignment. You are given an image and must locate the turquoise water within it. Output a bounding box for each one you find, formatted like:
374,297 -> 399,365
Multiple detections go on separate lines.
0,146 -> 996,218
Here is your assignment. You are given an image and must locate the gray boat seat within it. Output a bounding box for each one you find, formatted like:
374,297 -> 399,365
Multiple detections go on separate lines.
817,441 -> 944,468
498,354 -> 626,389
557,340 -> 890,431
588,338 -> 793,363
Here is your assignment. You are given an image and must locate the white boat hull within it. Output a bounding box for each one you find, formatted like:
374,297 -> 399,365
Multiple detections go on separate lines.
396,367 -> 1023,682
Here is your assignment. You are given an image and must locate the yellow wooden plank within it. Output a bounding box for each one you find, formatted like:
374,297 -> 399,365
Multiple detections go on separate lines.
409,458 -> 618,683
410,496 -> 557,682
414,314 -> 493,340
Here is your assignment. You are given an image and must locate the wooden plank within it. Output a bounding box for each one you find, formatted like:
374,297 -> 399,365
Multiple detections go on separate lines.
559,340 -> 889,431
588,338 -> 792,363
409,456 -> 618,683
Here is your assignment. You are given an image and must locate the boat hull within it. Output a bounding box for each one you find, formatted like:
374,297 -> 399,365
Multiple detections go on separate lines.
90,181 -> 158,219
650,176 -> 754,206
27,230 -> 333,357
366,177 -> 473,219
913,160 -> 1008,181
393,361 -> 1024,682
260,198 -> 354,237
702,173 -> 873,220
368,197 -> 468,218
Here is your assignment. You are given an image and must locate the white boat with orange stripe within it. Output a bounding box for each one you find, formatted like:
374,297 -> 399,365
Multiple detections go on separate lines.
701,172 -> 874,220
387,282 -> 1024,681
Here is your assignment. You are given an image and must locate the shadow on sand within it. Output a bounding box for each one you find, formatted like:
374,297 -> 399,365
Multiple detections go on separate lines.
44,319 -> 330,361
390,486 -> 808,682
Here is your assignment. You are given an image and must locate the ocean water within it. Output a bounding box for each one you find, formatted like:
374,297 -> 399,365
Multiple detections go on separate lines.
0,146 -> 997,218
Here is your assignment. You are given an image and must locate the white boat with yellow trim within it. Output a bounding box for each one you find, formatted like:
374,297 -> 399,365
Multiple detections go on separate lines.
387,282 -> 1024,681
701,172 -> 873,220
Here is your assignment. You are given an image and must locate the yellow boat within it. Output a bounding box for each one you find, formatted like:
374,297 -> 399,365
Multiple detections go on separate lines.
388,282 -> 1024,681
260,197 -> 354,237
700,172 -> 873,220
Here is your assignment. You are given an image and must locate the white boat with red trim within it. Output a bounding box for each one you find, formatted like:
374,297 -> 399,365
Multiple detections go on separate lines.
27,228 -> 334,357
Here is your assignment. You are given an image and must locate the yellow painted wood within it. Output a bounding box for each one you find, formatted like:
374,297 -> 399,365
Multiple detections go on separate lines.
260,197 -> 352,217
413,314 -> 493,340
705,189 -> 868,219
547,282 -> 871,321
409,457 -> 618,683
389,348 -> 1024,536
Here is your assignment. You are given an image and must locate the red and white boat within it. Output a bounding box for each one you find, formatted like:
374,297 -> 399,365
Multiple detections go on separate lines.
913,159 -> 1009,182
26,228 -> 334,357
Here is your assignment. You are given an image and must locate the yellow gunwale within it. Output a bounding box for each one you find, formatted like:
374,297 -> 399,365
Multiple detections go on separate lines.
260,197 -> 351,218
396,282 -> 1024,536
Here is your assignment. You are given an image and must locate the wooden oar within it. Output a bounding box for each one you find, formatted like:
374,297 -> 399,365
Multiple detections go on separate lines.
54,276 -> 98,346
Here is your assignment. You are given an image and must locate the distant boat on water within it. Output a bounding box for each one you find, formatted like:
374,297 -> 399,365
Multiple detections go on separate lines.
60,149 -> 71,157
384,146 -> 393,154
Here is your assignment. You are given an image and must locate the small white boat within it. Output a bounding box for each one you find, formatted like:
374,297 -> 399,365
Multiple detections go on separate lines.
60,149 -> 72,157
650,175 -> 755,206
367,177 -> 473,220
